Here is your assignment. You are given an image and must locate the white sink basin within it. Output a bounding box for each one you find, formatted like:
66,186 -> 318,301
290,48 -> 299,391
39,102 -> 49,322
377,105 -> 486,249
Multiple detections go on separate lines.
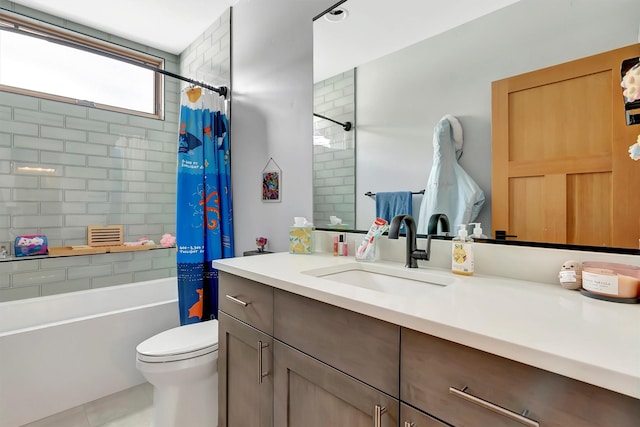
302,262 -> 454,297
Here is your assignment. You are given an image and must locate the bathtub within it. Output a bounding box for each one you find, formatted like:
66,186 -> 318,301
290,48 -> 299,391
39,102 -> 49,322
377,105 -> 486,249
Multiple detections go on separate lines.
0,277 -> 179,427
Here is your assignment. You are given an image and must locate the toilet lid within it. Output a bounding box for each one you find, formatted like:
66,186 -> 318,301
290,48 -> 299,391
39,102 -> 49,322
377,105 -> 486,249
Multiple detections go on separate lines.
137,319 -> 218,363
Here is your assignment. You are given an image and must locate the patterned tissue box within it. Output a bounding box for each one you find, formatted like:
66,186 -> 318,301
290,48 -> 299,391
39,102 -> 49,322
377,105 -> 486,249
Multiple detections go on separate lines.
289,226 -> 313,254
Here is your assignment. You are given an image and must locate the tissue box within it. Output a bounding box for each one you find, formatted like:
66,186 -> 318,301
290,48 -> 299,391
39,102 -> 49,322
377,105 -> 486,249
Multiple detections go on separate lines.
289,226 -> 313,254
14,234 -> 48,257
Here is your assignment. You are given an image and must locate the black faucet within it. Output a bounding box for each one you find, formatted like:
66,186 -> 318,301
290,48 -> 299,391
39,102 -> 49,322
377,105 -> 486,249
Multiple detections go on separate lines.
427,213 -> 450,236
388,214 -> 430,268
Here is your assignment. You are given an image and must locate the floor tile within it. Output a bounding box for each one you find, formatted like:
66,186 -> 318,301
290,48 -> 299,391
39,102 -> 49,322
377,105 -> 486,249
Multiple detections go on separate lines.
21,406 -> 90,427
93,407 -> 152,427
83,384 -> 152,427
139,382 -> 154,401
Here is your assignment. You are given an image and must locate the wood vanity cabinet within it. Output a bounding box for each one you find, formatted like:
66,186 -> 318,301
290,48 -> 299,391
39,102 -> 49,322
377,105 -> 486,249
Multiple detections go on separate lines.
218,272 -> 640,427
273,288 -> 400,397
218,271 -> 400,427
273,289 -> 400,426
401,328 -> 640,427
218,273 -> 274,427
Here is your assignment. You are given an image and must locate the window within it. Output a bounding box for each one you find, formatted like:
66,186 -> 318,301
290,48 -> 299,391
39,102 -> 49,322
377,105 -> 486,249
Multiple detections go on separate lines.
0,12 -> 163,118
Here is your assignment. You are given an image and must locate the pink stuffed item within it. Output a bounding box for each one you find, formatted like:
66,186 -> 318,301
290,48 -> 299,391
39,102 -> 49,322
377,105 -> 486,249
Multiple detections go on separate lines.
160,233 -> 176,248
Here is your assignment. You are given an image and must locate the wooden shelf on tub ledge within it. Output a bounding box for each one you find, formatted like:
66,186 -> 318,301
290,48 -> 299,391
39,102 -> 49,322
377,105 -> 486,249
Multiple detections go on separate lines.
48,244 -> 157,257
108,244 -> 157,253
48,246 -> 108,256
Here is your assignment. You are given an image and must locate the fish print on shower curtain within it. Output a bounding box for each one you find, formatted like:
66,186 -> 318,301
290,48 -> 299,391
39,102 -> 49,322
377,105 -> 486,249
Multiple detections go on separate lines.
176,87 -> 234,325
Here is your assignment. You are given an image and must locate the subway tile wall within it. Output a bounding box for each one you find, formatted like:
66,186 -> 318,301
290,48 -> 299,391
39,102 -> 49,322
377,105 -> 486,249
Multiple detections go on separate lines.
0,1 -> 230,302
0,249 -> 177,301
313,69 -> 356,227
180,8 -> 231,88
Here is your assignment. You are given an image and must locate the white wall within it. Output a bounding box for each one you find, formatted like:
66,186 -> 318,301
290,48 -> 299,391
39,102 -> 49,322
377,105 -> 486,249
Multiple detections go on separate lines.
231,0 -> 338,254
355,0 -> 640,235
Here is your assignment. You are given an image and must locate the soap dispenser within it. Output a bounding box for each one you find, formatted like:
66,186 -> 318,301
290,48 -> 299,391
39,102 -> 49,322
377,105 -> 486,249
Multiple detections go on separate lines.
452,224 -> 474,276
469,223 -> 488,240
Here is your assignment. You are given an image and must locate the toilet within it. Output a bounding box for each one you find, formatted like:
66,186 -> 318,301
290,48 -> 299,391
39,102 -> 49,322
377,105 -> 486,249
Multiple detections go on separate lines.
136,319 -> 219,427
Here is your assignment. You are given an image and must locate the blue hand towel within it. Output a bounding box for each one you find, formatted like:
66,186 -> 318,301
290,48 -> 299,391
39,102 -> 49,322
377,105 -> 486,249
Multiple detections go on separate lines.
375,191 -> 413,225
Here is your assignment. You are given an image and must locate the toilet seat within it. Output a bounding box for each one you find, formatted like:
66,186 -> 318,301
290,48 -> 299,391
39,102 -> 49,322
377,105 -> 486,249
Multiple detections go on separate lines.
137,319 -> 219,363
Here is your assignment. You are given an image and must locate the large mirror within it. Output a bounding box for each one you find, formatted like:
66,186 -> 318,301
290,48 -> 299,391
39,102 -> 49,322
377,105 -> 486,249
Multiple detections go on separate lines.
313,0 -> 640,251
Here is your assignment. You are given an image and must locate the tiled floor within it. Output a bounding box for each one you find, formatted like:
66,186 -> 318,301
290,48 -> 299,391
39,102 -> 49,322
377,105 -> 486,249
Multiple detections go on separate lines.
21,383 -> 153,427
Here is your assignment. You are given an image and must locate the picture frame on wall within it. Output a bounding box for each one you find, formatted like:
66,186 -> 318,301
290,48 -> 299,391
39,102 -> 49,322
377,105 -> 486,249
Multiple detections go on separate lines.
262,157 -> 282,202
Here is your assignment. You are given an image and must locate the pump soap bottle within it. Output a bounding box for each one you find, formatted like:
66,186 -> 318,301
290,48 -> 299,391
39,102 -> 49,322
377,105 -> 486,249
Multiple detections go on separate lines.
452,224 -> 474,275
469,223 -> 488,240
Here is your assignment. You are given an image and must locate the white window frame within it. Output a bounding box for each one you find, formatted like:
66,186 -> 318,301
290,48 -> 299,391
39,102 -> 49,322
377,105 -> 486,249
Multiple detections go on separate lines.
0,11 -> 164,120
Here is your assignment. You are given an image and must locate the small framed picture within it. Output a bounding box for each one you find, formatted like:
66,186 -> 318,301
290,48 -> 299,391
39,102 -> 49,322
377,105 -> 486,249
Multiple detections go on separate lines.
262,170 -> 281,202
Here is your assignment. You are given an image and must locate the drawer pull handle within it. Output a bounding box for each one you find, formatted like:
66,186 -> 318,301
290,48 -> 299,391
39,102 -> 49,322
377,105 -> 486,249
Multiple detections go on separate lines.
404,422 -> 416,427
449,386 -> 539,427
225,294 -> 249,307
258,340 -> 268,384
373,405 -> 386,427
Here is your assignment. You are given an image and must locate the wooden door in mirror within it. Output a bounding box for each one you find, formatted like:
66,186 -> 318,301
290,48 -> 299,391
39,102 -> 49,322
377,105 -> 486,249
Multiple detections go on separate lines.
492,44 -> 640,249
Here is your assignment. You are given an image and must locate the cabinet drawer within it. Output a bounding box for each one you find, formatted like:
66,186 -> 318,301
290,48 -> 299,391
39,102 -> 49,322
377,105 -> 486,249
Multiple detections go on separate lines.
401,328 -> 640,427
274,289 -> 400,397
219,272 -> 273,334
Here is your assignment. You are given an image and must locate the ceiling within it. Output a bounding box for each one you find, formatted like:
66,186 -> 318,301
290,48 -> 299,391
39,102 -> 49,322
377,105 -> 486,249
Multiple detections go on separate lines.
10,0 -> 520,74
313,0 -> 521,82
9,0 -> 238,55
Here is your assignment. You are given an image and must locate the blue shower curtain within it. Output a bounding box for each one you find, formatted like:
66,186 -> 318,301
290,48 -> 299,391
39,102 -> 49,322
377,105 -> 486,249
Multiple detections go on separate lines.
176,88 -> 233,325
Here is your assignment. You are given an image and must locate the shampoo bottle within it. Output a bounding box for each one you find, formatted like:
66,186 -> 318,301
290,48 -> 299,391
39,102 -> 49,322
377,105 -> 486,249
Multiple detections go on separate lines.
452,224 -> 474,275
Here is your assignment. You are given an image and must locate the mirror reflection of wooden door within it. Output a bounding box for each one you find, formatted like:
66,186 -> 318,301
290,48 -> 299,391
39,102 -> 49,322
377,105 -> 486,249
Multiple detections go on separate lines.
492,44 -> 640,249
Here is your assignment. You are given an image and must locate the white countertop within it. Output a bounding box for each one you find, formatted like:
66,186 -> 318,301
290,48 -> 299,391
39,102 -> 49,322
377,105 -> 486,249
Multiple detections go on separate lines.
214,252 -> 640,399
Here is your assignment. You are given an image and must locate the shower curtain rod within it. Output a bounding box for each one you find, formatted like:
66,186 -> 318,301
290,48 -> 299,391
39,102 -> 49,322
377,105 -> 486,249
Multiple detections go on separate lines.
160,69 -> 227,98
0,21 -> 228,98
313,113 -> 352,131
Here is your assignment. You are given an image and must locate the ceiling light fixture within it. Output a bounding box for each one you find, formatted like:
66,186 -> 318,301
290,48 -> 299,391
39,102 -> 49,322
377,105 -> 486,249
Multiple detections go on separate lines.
324,7 -> 349,23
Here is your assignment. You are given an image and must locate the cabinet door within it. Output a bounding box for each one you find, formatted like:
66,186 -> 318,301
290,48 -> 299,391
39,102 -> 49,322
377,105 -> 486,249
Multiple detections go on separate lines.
274,340 -> 398,427
401,403 -> 449,427
218,311 -> 273,427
